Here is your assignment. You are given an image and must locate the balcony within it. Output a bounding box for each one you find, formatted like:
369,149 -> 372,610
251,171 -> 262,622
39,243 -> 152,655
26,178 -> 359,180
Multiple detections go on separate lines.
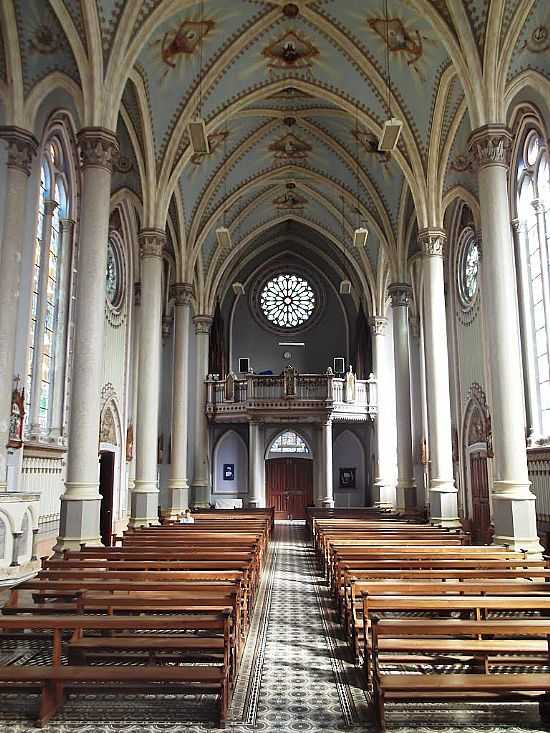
206,366 -> 377,423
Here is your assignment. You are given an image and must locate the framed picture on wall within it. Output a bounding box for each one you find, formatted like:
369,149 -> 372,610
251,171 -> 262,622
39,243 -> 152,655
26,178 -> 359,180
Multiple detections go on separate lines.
339,467 -> 356,489
223,463 -> 235,481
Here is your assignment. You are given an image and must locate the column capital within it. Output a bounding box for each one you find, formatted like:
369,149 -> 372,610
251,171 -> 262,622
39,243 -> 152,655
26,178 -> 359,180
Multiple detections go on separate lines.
388,282 -> 413,308
532,198 -> 545,215
467,124 -> 513,171
134,282 -> 141,306
77,127 -> 119,172
511,217 -> 521,234
162,315 -> 173,340
139,228 -> 166,259
0,126 -> 38,175
60,218 -> 76,234
43,199 -> 59,216
418,228 -> 446,257
369,316 -> 388,336
193,314 -> 213,334
171,282 -> 193,306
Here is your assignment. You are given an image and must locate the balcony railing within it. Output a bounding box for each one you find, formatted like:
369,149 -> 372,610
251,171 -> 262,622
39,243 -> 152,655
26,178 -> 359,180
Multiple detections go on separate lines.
206,366 -> 377,420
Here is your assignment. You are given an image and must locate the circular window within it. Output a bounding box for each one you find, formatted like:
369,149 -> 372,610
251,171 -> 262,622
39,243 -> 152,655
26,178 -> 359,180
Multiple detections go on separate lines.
526,132 -> 541,167
260,273 -> 315,328
458,235 -> 480,307
106,240 -> 121,307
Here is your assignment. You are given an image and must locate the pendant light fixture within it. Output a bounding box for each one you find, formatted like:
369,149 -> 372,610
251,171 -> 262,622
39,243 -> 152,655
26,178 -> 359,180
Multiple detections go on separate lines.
353,108 -> 368,247
188,1 -> 210,155
378,0 -> 403,152
216,122 -> 232,248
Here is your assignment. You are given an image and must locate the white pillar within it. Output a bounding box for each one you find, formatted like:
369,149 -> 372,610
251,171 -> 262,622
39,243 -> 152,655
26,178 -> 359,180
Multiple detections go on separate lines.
130,229 -> 164,527
55,128 -> 118,551
369,316 -> 395,508
248,420 -> 265,508
0,127 -> 38,490
419,229 -> 461,528
388,283 -> 417,513
468,125 -> 543,553
320,418 -> 334,508
313,424 -> 323,507
128,282 -> 140,495
166,282 -> 193,517
191,315 -> 213,507
49,218 -> 75,442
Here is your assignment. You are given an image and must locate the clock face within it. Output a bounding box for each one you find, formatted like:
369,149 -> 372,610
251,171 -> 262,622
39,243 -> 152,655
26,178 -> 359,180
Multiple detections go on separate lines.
283,351 -> 292,360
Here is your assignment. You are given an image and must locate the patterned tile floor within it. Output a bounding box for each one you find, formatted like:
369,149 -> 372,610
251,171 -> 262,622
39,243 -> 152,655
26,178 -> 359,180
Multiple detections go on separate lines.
0,522 -> 548,733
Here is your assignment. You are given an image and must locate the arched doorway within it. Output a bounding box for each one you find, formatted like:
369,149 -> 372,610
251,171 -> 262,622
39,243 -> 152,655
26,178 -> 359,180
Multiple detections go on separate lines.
266,431 -> 313,519
463,385 -> 492,545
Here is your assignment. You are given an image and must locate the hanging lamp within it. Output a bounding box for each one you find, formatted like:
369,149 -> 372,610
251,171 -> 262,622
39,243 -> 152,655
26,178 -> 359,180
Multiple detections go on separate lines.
188,1 -> 210,155
378,0 -> 402,152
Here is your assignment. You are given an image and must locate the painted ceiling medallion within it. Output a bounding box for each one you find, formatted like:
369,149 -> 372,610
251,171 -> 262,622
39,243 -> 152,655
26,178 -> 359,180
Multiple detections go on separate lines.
352,129 -> 390,163
29,23 -> 63,55
150,19 -> 215,78
282,3 -> 300,18
273,190 -> 307,210
368,16 -> 423,67
521,25 -> 550,54
269,132 -> 311,161
262,31 -> 319,72
191,130 -> 229,165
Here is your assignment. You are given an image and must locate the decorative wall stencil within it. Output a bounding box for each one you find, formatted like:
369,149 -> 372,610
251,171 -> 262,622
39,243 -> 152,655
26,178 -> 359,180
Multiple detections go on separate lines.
262,30 -> 319,72
191,130 -> 229,165
352,128 -> 390,163
149,18 -> 215,79
269,132 -> 311,161
29,23 -> 63,55
368,16 -> 423,66
269,87 -> 312,100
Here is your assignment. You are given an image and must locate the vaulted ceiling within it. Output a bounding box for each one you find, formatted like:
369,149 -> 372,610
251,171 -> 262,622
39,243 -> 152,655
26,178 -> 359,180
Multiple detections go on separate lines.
1,0 -> 549,313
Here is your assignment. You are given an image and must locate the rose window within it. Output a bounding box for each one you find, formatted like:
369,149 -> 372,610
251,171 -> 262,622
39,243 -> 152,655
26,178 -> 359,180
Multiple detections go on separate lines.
260,273 -> 315,328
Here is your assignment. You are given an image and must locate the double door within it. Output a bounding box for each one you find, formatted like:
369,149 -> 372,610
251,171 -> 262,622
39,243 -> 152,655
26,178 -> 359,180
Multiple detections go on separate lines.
266,457 -> 313,520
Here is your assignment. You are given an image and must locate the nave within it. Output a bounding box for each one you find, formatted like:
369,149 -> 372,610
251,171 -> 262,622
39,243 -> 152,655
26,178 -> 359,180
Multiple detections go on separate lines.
0,511 -> 549,733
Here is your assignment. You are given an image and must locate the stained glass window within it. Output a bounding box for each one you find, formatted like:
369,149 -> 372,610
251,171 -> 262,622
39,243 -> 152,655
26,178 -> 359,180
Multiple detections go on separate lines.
270,431 -> 309,454
516,130 -> 550,437
106,239 -> 121,306
260,273 -> 315,328
461,237 -> 480,304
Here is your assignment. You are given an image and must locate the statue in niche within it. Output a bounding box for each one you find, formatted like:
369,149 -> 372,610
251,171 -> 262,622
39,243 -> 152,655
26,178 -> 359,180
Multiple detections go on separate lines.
100,406 -> 117,445
126,423 -> 134,462
225,371 -> 237,402
8,376 -> 24,449
345,365 -> 356,403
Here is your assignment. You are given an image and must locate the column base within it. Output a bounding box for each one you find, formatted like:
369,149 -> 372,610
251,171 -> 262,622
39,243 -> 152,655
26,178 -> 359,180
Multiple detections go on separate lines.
162,482 -> 189,519
372,480 -> 396,509
429,479 -> 461,529
492,481 -> 544,555
53,493 -> 102,553
129,482 -> 160,527
191,481 -> 210,508
396,481 -> 416,513
321,498 -> 335,508
247,498 -> 263,509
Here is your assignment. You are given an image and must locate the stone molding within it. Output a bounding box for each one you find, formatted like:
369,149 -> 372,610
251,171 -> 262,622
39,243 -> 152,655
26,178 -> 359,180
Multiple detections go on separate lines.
139,228 -> 165,259
1,126 -> 39,175
418,228 -> 446,258
193,314 -> 213,335
77,127 -> 119,172
388,282 -> 413,308
369,316 -> 388,336
43,199 -> 59,216
60,218 -> 76,235
171,282 -> 193,306
468,124 -> 513,170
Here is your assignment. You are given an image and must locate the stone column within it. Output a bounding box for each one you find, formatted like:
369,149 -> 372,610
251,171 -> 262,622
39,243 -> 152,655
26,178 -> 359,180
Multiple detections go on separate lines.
130,229 -> 165,527
165,282 -> 193,518
28,199 -> 58,438
468,125 -> 542,553
320,418 -> 334,508
313,424 -> 323,507
369,316 -> 395,507
0,128 -> 38,490
49,218 -> 76,442
388,283 -> 416,513
31,528 -> 39,562
10,532 -> 22,566
54,128 -> 118,551
191,315 -> 213,507
128,283 -> 140,496
248,420 -> 265,508
418,229 -> 461,528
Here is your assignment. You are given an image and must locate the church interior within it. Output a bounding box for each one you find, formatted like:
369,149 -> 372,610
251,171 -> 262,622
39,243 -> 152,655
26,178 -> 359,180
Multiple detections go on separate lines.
1,0 -> 550,731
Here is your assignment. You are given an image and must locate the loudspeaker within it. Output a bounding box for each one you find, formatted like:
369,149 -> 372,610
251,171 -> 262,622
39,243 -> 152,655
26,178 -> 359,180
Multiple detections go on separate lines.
333,357 -> 345,374
239,357 -> 250,373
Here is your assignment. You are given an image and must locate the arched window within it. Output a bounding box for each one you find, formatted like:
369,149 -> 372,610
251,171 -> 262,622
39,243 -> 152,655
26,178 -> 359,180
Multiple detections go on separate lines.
25,136 -> 73,439
516,130 -> 550,439
269,431 -> 310,455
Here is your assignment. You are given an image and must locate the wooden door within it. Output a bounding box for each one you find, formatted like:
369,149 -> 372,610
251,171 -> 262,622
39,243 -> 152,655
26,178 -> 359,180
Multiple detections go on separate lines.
266,458 -> 313,520
99,451 -> 115,546
470,451 -> 491,545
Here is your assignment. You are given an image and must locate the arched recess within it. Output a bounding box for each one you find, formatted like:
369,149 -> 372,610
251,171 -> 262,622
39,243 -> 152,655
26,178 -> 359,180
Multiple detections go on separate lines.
0,511 -> 10,566
332,429 -> 367,508
18,509 -> 32,565
462,383 -> 493,545
99,396 -> 123,546
213,430 -> 248,497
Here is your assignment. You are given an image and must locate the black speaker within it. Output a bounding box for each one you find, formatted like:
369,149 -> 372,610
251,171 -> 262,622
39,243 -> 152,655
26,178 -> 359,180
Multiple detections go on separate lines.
239,357 -> 250,373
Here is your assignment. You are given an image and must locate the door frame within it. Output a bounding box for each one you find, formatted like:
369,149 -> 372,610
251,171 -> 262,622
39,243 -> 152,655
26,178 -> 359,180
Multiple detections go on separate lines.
265,455 -> 314,520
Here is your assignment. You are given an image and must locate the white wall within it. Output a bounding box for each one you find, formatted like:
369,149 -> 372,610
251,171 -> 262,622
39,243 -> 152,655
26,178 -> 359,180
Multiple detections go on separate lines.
213,430 -> 248,496
332,428 -> 367,507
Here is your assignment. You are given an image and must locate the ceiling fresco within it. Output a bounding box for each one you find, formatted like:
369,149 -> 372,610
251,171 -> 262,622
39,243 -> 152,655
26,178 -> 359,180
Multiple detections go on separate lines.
2,0 -> 549,309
